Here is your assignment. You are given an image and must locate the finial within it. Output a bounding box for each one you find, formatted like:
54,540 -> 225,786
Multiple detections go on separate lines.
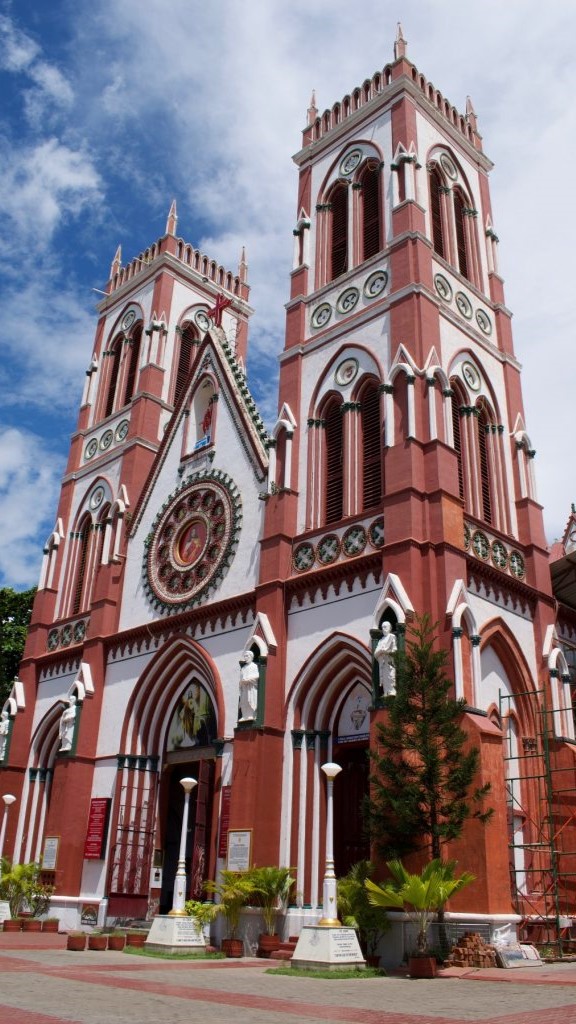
239,246 -> 248,284
572,502 -> 576,515
465,95 -> 478,132
110,245 -> 122,278
307,89 -> 318,125
166,199 -> 178,236
394,22 -> 407,60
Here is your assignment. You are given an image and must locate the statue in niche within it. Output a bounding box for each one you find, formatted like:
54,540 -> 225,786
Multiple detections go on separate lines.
374,622 -> 398,697
0,710 -> 10,761
238,650 -> 259,722
59,694 -> 77,752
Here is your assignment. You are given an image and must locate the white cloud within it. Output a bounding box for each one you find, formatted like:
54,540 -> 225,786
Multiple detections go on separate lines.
0,14 -> 39,73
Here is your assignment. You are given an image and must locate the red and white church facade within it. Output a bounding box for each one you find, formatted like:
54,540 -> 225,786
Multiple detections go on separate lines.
2,29 -> 575,953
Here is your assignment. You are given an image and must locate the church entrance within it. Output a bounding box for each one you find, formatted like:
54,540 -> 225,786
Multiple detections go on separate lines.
159,759 -> 214,913
332,681 -> 371,876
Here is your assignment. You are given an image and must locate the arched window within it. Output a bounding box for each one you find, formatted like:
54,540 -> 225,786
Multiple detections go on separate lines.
360,381 -> 382,509
450,380 -> 467,506
104,337 -> 122,419
453,187 -> 469,280
174,323 -> 198,406
324,399 -> 343,524
330,183 -> 348,281
429,166 -> 445,259
71,515 -> 92,615
123,325 -> 142,405
359,162 -> 381,261
476,402 -> 493,525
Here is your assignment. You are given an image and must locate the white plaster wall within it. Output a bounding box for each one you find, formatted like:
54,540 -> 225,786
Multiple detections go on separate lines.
32,668 -> 78,735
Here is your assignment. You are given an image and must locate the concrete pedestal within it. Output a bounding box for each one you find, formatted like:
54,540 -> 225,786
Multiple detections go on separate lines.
291,925 -> 365,970
145,915 -> 206,954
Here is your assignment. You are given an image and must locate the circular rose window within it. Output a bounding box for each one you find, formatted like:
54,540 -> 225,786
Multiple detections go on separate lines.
144,472 -> 241,611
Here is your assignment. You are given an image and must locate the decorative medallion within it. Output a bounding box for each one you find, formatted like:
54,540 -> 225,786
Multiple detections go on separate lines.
194,308 -> 212,333
122,310 -> 136,331
84,438 -> 98,460
293,542 -> 315,572
336,287 -> 360,314
342,524 -> 367,557
464,523 -> 471,550
89,486 -> 105,510
462,361 -> 481,391
369,517 -> 384,548
340,149 -> 363,176
440,153 -> 458,180
144,471 -> 242,612
475,309 -> 492,335
100,429 -> 114,451
455,291 -> 473,320
509,551 -> 526,580
311,303 -> 332,330
472,530 -> 489,560
60,624 -> 72,647
317,534 -> 340,565
73,619 -> 87,643
47,629 -> 60,651
115,419 -> 129,442
491,540 -> 508,570
335,357 -> 359,387
364,269 -> 388,298
434,273 -> 453,302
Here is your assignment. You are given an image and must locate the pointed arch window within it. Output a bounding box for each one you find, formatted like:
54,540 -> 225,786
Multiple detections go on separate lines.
105,337 -> 123,419
476,402 -> 493,525
359,162 -> 381,261
72,515 -> 92,616
450,379 -> 468,508
174,323 -> 198,406
330,183 -> 349,281
123,325 -> 142,405
360,381 -> 382,509
429,166 -> 445,259
453,187 -> 469,280
324,399 -> 343,524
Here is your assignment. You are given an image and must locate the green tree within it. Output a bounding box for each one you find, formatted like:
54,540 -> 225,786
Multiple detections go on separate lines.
0,587 -> 36,706
367,614 -> 492,861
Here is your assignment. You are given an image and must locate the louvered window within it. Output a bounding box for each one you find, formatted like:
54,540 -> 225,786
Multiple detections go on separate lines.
454,188 -> 469,279
452,396 -> 465,503
360,163 -> 381,261
330,184 -> 348,281
72,518 -> 91,615
123,325 -> 142,405
429,167 -> 445,259
174,325 -> 197,405
325,401 -> 343,524
477,406 -> 492,524
361,383 -> 382,509
105,339 -> 122,418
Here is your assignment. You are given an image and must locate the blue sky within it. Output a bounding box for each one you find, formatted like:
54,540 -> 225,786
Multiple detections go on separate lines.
1,0 -> 575,589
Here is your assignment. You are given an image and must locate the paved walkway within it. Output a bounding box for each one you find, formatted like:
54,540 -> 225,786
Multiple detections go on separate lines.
2,934 -> 576,1024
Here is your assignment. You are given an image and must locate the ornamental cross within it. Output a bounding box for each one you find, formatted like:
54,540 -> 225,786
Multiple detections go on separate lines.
206,293 -> 233,327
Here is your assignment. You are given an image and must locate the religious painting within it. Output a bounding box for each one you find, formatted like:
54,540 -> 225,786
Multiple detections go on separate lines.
336,682 -> 371,744
167,681 -> 217,751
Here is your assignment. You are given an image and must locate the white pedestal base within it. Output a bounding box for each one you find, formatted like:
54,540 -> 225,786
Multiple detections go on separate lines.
145,915 -> 206,955
291,925 -> 365,970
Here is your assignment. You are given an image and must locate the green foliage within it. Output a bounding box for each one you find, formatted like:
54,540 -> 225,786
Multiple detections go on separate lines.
0,861 -> 54,918
184,900 -> 219,928
203,870 -> 253,939
247,865 -> 295,935
0,587 -> 36,707
337,860 -> 389,956
366,858 -> 474,953
366,614 -> 492,860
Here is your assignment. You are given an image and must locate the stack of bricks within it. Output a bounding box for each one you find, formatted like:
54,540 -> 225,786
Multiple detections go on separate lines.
445,932 -> 498,968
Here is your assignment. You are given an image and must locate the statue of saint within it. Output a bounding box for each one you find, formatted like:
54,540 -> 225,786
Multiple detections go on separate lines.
238,651 -> 259,722
0,710 -> 10,761
59,695 -> 77,752
374,622 -> 398,697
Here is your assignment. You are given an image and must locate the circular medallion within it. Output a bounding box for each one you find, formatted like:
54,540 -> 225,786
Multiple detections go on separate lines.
475,309 -> 492,335
440,153 -> 457,180
293,542 -> 315,573
491,540 -> 508,570
47,629 -> 60,651
337,287 -> 360,314
311,303 -> 332,330
434,273 -> 453,302
472,530 -> 489,560
342,524 -> 367,557
464,523 -> 471,550
73,620 -> 87,643
317,534 -> 340,565
364,270 -> 388,299
335,357 -> 359,387
455,291 -> 473,320
84,438 -> 98,460
462,361 -> 481,391
90,486 -> 105,510
100,429 -> 114,451
122,310 -> 136,331
340,149 -> 363,175
510,551 -> 525,580
115,419 -> 129,442
194,309 -> 212,333
144,472 -> 241,611
369,517 -> 384,548
61,624 -> 72,647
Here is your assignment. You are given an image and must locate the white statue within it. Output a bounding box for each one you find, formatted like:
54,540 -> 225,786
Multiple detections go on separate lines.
239,651 -> 259,722
0,710 -> 10,761
59,695 -> 77,752
374,622 -> 397,697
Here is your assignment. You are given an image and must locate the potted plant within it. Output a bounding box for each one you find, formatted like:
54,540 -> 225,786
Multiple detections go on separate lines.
184,899 -> 218,945
106,931 -> 126,951
0,861 -> 54,923
66,932 -> 87,951
125,930 -> 147,948
337,860 -> 389,966
204,870 -> 253,957
247,866 -> 295,957
88,931 -> 108,951
42,918 -> 59,933
366,858 -> 474,978
2,917 -> 22,932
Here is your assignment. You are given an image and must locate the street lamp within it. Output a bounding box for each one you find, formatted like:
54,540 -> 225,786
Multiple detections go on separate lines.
169,777 -> 197,917
0,794 -> 16,861
318,762 -> 342,926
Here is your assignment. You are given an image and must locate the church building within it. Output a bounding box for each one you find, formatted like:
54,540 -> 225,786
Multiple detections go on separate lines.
2,28 -> 575,954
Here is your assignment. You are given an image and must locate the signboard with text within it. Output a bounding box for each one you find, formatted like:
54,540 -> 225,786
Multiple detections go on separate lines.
83,798 -> 111,860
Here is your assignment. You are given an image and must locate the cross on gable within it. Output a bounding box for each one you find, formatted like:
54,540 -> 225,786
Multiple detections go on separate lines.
207,294 -> 233,327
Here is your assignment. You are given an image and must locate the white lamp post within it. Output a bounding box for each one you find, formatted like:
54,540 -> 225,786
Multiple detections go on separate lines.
0,794 -> 16,861
319,762 -> 342,926
169,777 -> 197,917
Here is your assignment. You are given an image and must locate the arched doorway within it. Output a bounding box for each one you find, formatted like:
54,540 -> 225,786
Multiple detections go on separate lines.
332,681 -> 371,876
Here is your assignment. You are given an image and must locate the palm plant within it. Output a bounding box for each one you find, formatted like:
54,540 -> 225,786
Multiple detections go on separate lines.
203,870 -> 253,939
248,866 -> 295,936
337,860 -> 389,957
0,861 -> 54,918
365,858 -> 474,954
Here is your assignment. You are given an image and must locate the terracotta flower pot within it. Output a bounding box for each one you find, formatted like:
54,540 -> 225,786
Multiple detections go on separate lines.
107,934 -> 126,951
67,934 -> 86,951
88,934 -> 108,951
257,933 -> 281,958
408,954 -> 438,978
21,918 -> 43,932
126,932 -> 146,948
42,920 -> 59,933
2,919 -> 22,932
222,938 -> 244,958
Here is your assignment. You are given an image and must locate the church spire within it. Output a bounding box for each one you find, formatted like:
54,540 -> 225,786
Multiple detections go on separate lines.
239,246 -> 248,285
307,89 -> 318,125
166,199 -> 178,236
394,22 -> 407,60
110,245 -> 122,279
